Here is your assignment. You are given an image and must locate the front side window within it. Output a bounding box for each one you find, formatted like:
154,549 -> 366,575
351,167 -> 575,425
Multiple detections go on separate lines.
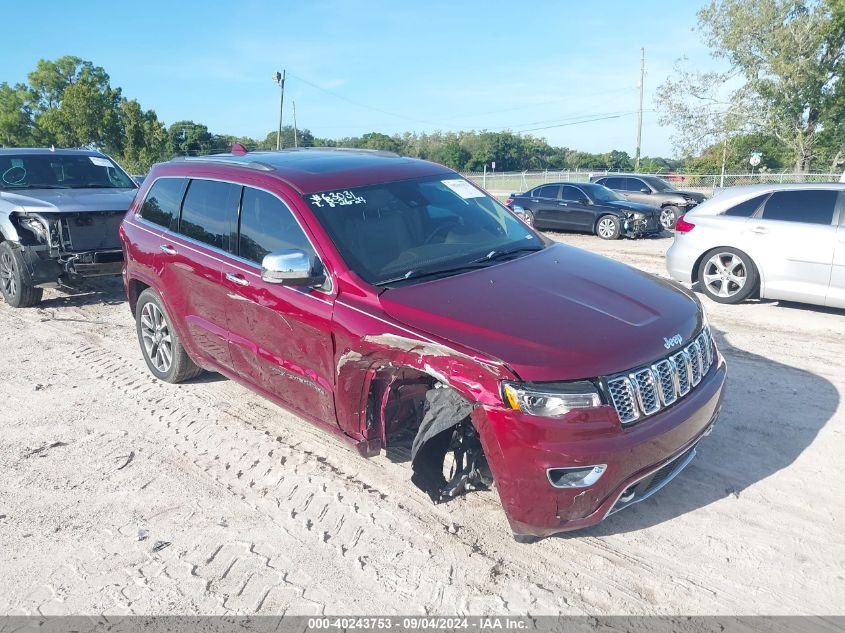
626,178 -> 648,193
139,178 -> 185,230
304,176 -> 544,285
641,176 -> 673,192
601,177 -> 623,190
561,185 -> 585,202
0,153 -> 136,190
760,190 -> 838,225
239,187 -> 315,264
179,179 -> 241,250
580,183 -> 621,203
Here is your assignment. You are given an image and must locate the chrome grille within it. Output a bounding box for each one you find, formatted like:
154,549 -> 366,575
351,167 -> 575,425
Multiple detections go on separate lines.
606,327 -> 716,426
607,377 -> 639,424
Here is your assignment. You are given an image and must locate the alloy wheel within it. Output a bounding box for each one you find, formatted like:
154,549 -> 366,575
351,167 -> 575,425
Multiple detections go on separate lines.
0,251 -> 17,298
140,302 -> 173,373
702,252 -> 747,298
597,218 -> 617,238
660,208 -> 676,231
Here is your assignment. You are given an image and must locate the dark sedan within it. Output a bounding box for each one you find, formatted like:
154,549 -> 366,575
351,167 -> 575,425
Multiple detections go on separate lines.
506,182 -> 663,240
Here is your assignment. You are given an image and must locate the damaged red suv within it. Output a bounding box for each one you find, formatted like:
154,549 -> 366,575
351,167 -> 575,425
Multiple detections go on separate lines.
120,148 -> 726,540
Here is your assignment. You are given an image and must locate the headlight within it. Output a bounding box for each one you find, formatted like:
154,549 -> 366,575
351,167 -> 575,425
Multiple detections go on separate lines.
502,381 -> 602,417
18,216 -> 48,241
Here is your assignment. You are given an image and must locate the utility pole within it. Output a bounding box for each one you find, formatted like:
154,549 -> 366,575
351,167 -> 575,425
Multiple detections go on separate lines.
273,70 -> 286,150
292,100 -> 298,148
634,48 -> 645,172
720,136 -> 728,189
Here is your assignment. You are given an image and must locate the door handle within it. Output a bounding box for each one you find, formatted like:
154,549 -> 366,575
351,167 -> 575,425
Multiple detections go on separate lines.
559,202 -> 568,206
750,226 -> 768,234
159,244 -> 176,255
225,272 -> 249,287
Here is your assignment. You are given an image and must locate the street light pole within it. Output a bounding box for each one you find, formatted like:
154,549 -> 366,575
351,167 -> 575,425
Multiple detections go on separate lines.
273,70 -> 286,151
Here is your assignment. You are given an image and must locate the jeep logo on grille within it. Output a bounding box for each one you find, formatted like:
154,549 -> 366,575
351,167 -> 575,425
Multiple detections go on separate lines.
663,334 -> 683,349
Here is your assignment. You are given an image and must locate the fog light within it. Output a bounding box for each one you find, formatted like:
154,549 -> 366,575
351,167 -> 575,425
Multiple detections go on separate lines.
547,464 -> 606,488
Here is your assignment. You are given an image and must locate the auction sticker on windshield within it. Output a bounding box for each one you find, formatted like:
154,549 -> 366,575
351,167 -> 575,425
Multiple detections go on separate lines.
89,156 -> 113,167
442,179 -> 485,199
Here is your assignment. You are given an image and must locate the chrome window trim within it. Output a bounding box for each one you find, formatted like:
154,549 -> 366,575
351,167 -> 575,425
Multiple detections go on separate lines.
133,173 -> 334,296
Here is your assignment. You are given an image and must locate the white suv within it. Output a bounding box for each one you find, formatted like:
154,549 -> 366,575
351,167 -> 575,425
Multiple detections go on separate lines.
666,183 -> 845,309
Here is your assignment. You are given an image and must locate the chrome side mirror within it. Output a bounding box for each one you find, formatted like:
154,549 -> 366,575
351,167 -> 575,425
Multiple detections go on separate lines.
260,249 -> 326,287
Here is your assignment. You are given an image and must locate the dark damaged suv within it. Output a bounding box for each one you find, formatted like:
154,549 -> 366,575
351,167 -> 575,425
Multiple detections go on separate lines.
120,147 -> 726,541
0,148 -> 137,307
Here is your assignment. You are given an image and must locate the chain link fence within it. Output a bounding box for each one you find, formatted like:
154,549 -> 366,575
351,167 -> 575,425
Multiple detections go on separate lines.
461,170 -> 844,198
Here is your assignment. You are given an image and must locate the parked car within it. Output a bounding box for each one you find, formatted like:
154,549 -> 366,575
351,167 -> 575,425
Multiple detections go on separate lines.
590,173 -> 707,231
666,183 -> 845,308
505,182 -> 662,239
121,147 -> 725,541
0,148 -> 138,307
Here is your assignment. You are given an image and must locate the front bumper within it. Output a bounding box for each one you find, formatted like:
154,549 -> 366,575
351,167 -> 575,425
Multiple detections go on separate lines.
474,357 -> 726,537
21,246 -> 124,286
623,216 -> 662,237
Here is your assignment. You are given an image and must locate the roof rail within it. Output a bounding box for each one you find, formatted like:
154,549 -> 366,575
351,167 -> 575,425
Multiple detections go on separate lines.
170,156 -> 275,171
277,147 -> 400,158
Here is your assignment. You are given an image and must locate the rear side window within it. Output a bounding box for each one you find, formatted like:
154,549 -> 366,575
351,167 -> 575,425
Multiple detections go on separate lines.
179,179 -> 241,250
238,187 -> 315,264
139,178 -> 184,230
723,194 -> 768,217
536,185 -> 560,199
760,190 -> 838,225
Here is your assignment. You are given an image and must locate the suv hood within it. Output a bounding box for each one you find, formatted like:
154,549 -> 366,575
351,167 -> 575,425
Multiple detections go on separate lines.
665,189 -> 706,203
0,188 -> 137,213
379,244 -> 702,382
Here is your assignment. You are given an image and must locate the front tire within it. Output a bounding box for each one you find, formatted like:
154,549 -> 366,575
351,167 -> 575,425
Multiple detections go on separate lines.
135,288 -> 202,383
596,215 -> 622,240
0,242 -> 43,308
660,205 -> 680,231
697,247 -> 758,304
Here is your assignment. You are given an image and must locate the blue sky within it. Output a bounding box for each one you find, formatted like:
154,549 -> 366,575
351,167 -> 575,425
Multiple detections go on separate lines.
2,0 -> 719,157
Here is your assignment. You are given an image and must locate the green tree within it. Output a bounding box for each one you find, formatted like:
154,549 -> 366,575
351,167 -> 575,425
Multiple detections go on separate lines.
657,0 -> 845,172
26,56 -> 122,151
0,83 -> 36,146
167,120 -> 214,155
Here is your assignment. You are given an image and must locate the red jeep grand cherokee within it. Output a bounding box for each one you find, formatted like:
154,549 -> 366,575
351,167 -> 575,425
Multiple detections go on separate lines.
120,148 -> 726,541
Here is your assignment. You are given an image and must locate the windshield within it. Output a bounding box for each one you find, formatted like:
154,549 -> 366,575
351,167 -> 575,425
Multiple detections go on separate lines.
305,175 -> 544,285
0,153 -> 136,190
642,176 -> 673,192
579,183 -> 622,203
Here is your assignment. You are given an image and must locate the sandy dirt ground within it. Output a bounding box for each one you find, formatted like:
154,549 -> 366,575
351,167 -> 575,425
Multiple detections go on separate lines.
0,230 -> 843,616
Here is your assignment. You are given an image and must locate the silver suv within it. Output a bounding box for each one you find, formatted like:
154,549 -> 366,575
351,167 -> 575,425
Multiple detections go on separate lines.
0,148 -> 137,307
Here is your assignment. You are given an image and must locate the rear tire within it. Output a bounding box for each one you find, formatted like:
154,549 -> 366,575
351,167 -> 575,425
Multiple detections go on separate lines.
135,288 -> 203,383
523,210 -> 536,228
596,215 -> 622,240
0,242 -> 43,308
697,247 -> 758,304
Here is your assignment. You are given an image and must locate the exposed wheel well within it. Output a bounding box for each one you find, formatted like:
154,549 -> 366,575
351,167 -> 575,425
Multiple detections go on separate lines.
363,367 -> 490,502
127,279 -> 150,316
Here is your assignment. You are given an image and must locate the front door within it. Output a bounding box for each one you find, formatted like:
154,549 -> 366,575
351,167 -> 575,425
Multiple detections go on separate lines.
222,185 -> 337,426
749,189 -> 839,304
825,212 -> 845,308
559,185 -> 596,230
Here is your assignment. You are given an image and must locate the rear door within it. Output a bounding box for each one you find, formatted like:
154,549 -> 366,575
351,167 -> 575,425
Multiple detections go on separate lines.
749,189 -> 839,304
222,185 -> 337,426
559,185 -> 596,230
159,178 -> 241,371
530,185 -> 562,228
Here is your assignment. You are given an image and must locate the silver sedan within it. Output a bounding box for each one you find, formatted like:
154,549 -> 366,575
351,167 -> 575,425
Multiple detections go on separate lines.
666,183 -> 845,309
